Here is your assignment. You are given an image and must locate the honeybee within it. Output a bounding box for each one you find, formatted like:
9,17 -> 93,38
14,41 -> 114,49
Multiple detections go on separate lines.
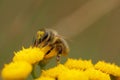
33,29 -> 69,66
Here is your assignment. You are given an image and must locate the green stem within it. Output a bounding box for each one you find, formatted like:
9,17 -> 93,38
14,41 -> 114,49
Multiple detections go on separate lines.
31,64 -> 37,79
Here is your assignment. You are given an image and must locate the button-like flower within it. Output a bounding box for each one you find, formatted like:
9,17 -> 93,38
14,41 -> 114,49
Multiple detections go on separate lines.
35,76 -> 55,80
95,61 -> 120,77
1,61 -> 32,80
13,47 -> 45,64
41,64 -> 69,78
58,69 -> 88,80
64,58 -> 93,70
85,68 -> 110,80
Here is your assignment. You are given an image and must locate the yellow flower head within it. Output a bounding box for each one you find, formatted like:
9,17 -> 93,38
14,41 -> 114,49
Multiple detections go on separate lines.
13,47 -> 45,64
58,69 -> 88,80
35,76 -> 55,80
1,61 -> 32,80
95,61 -> 120,77
85,68 -> 111,80
64,58 -> 93,70
41,64 -> 69,78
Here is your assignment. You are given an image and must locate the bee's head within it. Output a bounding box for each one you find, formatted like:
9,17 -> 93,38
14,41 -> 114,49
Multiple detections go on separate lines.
36,29 -> 45,40
33,29 -> 49,46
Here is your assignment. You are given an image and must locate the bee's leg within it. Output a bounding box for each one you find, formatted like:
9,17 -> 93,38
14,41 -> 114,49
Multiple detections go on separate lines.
56,46 -> 62,65
56,53 -> 61,65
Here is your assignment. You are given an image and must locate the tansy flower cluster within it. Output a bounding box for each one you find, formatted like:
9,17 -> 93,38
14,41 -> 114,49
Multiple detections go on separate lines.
1,47 -> 46,80
36,58 -> 120,80
1,47 -> 120,80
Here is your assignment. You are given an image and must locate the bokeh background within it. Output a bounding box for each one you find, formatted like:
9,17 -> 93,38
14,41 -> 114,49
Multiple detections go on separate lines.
0,0 -> 120,73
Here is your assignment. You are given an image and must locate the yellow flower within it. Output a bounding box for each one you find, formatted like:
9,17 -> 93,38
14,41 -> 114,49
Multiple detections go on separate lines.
13,47 -> 45,64
36,58 -> 120,80
95,61 -> 120,77
35,76 -> 55,80
1,61 -> 32,80
58,69 -> 88,80
64,58 -> 93,70
85,68 -> 110,80
41,64 -> 69,78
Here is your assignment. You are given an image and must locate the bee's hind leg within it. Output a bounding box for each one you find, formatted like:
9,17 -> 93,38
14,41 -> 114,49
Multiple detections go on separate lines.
56,54 -> 61,65
56,46 -> 62,65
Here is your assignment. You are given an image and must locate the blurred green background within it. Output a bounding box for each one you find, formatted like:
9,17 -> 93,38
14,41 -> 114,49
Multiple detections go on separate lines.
0,0 -> 120,71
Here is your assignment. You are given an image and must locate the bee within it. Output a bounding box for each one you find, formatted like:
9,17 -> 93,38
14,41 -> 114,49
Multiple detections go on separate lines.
33,29 -> 69,66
